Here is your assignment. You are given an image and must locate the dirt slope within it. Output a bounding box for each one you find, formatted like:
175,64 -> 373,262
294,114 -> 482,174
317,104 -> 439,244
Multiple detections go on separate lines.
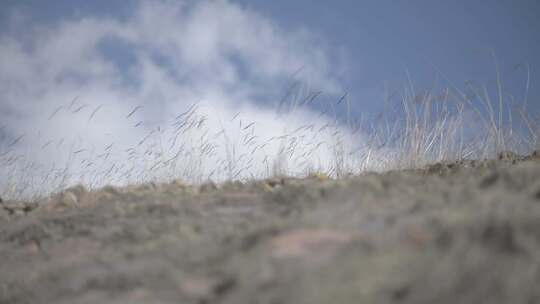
1,154 -> 540,304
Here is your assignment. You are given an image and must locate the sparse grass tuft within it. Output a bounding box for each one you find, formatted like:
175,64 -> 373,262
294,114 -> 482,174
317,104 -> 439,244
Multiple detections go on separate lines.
0,75 -> 538,201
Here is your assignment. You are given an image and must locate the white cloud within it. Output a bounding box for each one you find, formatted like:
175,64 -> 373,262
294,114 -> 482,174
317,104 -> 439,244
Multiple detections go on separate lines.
0,0 -> 364,199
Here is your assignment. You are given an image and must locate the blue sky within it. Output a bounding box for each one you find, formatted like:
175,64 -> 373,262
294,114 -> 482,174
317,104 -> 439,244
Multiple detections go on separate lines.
2,0 -> 538,116
242,0 -> 540,114
0,0 -> 539,195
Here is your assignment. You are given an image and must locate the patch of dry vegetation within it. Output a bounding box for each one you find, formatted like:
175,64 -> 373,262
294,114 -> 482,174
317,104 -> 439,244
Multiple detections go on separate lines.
0,75 -> 538,201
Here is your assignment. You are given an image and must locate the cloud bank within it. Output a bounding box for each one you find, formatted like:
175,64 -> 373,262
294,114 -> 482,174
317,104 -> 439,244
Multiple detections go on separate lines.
0,0 -> 367,199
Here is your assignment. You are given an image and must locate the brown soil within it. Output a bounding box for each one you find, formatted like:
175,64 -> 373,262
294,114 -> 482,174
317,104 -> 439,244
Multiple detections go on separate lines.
1,155 -> 540,304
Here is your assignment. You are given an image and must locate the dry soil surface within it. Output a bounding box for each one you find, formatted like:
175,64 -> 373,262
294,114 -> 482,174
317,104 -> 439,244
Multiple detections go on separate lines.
1,153 -> 540,304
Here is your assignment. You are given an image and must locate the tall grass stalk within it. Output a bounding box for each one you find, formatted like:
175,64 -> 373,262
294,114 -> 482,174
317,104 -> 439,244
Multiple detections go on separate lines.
0,76 -> 538,201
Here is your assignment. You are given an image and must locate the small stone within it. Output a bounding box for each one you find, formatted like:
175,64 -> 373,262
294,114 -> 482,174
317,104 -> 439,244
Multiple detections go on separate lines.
262,177 -> 285,191
179,278 -> 214,299
65,184 -> 87,197
498,151 -> 520,161
25,241 -> 41,254
479,172 -> 500,188
262,183 -> 274,192
199,181 -> 217,193
51,191 -> 78,209
269,228 -> 353,262
265,177 -> 285,187
102,185 -> 121,195
424,162 -> 455,175
308,172 -> 330,182
402,225 -> 431,247
170,179 -> 188,188
481,221 -> 519,254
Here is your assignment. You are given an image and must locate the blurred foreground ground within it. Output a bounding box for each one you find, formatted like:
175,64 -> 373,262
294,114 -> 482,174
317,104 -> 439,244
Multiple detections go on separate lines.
1,152 -> 540,304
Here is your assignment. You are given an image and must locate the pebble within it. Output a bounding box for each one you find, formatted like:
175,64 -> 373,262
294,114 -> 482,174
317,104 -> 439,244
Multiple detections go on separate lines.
199,181 -> 217,193
64,185 -> 87,199
179,278 -> 213,300
270,228 -> 353,262
170,179 -> 189,188
308,172 -> 330,181
265,177 -> 285,187
498,151 -> 520,161
45,191 -> 79,210
60,192 -> 78,207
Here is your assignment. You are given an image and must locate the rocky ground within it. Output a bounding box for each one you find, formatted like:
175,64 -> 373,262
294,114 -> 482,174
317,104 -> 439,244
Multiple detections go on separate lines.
1,152 -> 540,304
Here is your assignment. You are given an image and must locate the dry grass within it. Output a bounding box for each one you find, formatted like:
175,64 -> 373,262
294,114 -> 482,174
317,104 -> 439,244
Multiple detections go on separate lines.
0,76 -> 538,202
